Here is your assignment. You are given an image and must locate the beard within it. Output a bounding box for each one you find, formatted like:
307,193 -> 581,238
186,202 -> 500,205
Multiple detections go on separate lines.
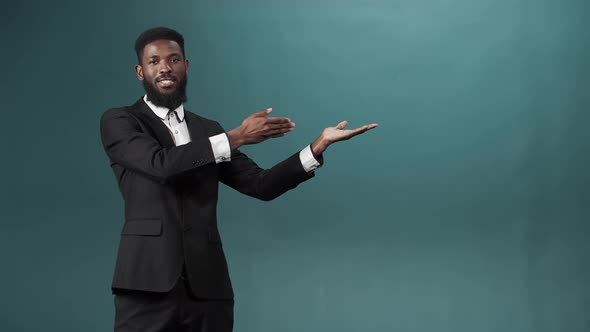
143,75 -> 188,110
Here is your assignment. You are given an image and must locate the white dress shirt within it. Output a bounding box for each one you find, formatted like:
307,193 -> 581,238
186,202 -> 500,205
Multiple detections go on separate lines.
143,96 -> 321,172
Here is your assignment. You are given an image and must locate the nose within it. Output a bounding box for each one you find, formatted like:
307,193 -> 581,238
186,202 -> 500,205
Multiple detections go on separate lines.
159,62 -> 172,73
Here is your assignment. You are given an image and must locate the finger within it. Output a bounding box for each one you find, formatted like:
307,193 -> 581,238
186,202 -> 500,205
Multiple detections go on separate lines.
266,117 -> 292,124
366,123 -> 379,130
357,124 -> 378,132
353,123 -> 377,130
354,125 -> 371,134
266,127 -> 294,136
266,121 -> 295,130
348,124 -> 376,137
335,121 -> 348,130
342,126 -> 369,139
253,108 -> 272,117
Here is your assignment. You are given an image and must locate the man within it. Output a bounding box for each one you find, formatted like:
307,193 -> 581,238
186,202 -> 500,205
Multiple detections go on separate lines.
100,27 -> 377,332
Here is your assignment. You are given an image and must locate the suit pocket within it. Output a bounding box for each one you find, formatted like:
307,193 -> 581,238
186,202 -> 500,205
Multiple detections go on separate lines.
121,218 -> 162,236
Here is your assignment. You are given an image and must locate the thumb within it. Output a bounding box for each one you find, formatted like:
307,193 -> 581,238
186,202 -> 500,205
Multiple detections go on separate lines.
253,108 -> 272,117
335,120 -> 348,129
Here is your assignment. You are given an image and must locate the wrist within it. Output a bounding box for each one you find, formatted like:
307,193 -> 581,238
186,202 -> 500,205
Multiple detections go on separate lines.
311,136 -> 329,157
227,128 -> 244,150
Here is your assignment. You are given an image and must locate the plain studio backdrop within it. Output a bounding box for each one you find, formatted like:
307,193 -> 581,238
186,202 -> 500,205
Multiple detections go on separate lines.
0,0 -> 588,331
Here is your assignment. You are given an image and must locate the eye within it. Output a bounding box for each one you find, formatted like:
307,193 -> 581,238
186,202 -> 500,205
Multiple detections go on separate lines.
149,59 -> 158,65
171,57 -> 180,63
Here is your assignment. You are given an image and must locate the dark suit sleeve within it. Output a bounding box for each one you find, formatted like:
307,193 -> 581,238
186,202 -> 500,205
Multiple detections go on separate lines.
219,149 -> 315,201
100,108 -> 216,183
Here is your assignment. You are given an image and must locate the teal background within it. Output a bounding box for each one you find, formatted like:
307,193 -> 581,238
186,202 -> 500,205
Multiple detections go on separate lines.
1,0 -> 589,331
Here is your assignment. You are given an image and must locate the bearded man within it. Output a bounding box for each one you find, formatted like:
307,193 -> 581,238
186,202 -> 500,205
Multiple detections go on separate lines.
100,26 -> 377,332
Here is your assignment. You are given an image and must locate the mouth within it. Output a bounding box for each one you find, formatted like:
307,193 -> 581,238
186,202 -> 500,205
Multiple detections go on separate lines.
156,77 -> 177,89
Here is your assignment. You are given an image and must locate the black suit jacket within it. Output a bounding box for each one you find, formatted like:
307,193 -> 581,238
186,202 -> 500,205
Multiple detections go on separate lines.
100,98 -> 316,299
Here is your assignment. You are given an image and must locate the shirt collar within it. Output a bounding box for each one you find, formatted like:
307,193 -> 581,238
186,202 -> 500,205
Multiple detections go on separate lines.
143,95 -> 185,122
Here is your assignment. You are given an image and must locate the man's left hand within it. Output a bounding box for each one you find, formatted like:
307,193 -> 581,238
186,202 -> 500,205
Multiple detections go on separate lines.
311,121 -> 378,157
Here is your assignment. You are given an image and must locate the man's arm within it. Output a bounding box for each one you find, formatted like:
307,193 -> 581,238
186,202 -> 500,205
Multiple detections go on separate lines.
100,108 -> 220,183
219,149 -> 314,201
100,107 -> 295,184
219,113 -> 378,201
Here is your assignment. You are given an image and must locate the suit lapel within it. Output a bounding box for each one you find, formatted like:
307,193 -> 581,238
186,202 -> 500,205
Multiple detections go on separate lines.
132,98 -> 175,148
185,111 -> 207,142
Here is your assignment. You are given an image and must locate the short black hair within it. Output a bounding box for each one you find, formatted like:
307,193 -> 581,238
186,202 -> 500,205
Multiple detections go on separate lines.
134,27 -> 185,64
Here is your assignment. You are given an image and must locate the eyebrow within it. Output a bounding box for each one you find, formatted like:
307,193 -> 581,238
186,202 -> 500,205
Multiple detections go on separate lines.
147,53 -> 181,59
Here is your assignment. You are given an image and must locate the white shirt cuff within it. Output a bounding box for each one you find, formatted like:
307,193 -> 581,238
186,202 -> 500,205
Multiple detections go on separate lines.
209,133 -> 231,163
299,145 -> 321,173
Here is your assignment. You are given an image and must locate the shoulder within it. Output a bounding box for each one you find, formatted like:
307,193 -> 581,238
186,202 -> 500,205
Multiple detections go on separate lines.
101,98 -> 143,122
102,106 -> 129,117
101,107 -> 136,129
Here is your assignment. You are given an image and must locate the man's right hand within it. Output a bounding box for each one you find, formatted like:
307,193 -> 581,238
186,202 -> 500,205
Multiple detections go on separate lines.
227,108 -> 295,150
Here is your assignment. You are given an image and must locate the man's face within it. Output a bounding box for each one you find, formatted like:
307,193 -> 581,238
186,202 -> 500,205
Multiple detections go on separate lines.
135,39 -> 189,109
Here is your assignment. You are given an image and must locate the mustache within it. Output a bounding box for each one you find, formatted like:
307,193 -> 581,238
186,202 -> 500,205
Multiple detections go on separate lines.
155,74 -> 177,82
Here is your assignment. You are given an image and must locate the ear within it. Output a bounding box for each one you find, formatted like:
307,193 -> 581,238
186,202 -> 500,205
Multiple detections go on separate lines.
185,59 -> 189,74
135,64 -> 144,81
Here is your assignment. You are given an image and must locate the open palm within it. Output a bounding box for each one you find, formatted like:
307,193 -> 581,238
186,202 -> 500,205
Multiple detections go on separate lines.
322,120 -> 378,143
